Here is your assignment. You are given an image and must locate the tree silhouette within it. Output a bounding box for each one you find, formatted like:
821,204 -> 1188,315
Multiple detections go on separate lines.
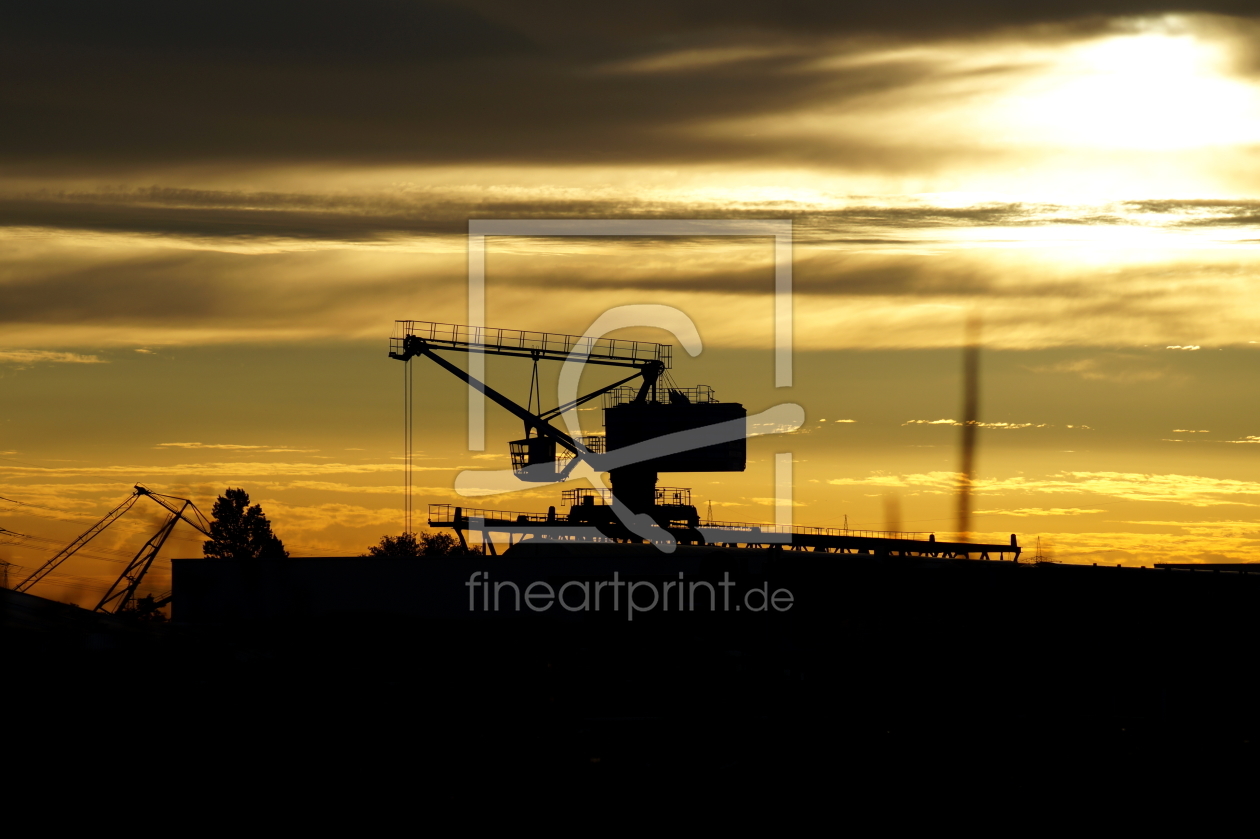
362,530 -> 477,557
203,488 -> 288,560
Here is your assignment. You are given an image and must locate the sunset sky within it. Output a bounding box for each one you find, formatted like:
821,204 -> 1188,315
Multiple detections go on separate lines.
6,2 -> 1260,604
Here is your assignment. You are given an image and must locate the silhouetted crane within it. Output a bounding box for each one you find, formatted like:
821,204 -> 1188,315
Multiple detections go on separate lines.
14,485 -> 211,615
390,321 -> 745,526
390,320 -> 1021,559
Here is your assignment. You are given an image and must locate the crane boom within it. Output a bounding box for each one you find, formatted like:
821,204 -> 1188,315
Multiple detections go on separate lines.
94,499 -> 204,614
14,489 -> 143,593
141,490 -> 213,537
14,485 -> 213,615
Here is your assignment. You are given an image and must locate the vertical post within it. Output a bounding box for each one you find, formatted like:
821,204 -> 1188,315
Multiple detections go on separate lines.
467,228 -> 486,451
774,225 -> 793,388
957,316 -> 981,541
775,452 -> 793,531
454,507 -> 468,551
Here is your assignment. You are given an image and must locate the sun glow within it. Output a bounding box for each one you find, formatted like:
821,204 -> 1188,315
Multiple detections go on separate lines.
1007,31 -> 1260,150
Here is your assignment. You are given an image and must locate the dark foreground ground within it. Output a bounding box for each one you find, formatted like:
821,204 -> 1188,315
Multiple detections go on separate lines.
8,548 -> 1260,781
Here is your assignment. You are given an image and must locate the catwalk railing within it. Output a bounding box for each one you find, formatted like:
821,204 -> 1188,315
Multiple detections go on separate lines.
392,321 -> 672,367
427,504 -> 1020,558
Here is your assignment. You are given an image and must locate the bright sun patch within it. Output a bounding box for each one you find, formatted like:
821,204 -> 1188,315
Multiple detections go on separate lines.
1007,30 -> 1260,151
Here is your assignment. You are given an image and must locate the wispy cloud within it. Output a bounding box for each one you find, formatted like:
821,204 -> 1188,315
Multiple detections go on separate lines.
1027,356 -> 1172,383
902,419 -> 1049,429
984,528 -> 1260,567
1117,520 -> 1260,539
975,507 -> 1106,516
8,195 -> 1260,351
0,350 -> 105,364
253,481 -> 455,496
829,470 -> 1260,507
156,442 -> 317,453
0,461 -> 424,478
251,500 -> 405,541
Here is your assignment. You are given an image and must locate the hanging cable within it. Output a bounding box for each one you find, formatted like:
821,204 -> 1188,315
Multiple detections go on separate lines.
527,352 -> 541,435
404,356 -> 413,535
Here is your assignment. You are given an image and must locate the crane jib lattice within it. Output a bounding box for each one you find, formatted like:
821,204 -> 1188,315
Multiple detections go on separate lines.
14,485 -> 212,616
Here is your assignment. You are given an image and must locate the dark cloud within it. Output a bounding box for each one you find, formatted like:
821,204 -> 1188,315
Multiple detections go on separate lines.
9,1 -> 1243,60
0,190 -> 1010,241
0,216 -> 1244,349
2,2 -> 1253,171
483,250 -> 1037,298
2,1 -> 531,62
1121,199 -> 1260,226
0,45 -> 931,171
459,1 -> 1255,42
0,244 -> 1097,332
0,230 -> 1085,332
3,186 -> 1247,243
0,191 -> 463,240
0,248 -> 426,326
0,251 -> 287,324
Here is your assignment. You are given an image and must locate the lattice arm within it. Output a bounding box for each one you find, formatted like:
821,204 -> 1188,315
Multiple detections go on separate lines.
13,490 -> 142,593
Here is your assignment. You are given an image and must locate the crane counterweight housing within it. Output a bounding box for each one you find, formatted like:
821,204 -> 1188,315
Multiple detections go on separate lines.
605,396 -> 746,473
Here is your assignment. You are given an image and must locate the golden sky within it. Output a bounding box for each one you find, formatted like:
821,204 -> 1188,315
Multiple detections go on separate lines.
6,5 -> 1260,602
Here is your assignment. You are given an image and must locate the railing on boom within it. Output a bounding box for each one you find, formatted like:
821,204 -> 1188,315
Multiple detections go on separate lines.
561,487 -> 692,507
430,503 -> 932,541
604,385 -> 715,408
509,435 -> 606,473
699,519 -> 931,540
393,321 -> 672,367
430,504 -> 555,526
